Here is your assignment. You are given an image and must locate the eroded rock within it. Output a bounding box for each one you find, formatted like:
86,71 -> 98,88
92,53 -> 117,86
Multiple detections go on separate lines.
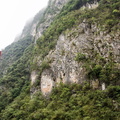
41,69 -> 55,96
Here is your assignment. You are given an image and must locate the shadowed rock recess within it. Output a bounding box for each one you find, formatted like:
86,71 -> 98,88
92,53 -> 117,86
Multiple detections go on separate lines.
0,0 -> 120,119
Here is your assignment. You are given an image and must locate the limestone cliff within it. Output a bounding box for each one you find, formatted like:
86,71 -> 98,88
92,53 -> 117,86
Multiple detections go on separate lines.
33,0 -> 69,42
21,0 -> 69,43
35,22 -> 120,96
30,0 -> 120,96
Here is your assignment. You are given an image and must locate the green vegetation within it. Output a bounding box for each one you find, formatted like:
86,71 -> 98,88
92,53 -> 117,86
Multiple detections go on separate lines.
59,0 -> 100,17
89,60 -> 119,85
40,61 -> 50,71
0,35 -> 33,78
85,0 -> 120,30
75,53 -> 87,62
0,44 -> 33,112
75,52 -> 120,86
0,84 -> 120,120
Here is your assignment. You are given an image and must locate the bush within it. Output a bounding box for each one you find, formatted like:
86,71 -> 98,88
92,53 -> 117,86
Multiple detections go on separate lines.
40,61 -> 50,72
106,86 -> 120,100
75,53 -> 86,62
88,65 -> 102,79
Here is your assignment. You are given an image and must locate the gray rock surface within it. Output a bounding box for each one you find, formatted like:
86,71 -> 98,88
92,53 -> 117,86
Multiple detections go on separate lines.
39,22 -> 120,95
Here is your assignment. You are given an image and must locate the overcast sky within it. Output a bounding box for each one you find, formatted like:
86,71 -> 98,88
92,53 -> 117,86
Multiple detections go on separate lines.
0,0 -> 49,50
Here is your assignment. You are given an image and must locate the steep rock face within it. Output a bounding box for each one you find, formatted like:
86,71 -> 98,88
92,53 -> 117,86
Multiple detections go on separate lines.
29,0 -> 120,96
82,0 -> 98,9
41,69 -> 55,96
31,71 -> 39,86
51,0 -> 69,9
19,9 -> 45,40
18,0 -> 69,44
30,0 -> 70,94
34,0 -> 69,41
40,22 -> 120,95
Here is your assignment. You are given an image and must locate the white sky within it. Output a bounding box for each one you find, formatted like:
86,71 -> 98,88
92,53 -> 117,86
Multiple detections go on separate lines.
0,0 -> 49,50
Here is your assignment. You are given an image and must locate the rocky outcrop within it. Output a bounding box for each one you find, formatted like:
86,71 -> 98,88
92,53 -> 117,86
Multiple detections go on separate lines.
29,0 -> 70,95
29,0 -> 120,96
19,0 -> 69,44
34,0 -> 69,42
41,69 -> 55,96
31,71 -> 39,86
81,0 -> 99,10
38,21 -> 120,95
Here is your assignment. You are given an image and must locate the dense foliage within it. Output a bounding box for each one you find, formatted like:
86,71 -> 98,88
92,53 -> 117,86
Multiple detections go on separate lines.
75,52 -> 120,85
0,84 -> 120,120
0,44 -> 33,112
0,35 -> 33,78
